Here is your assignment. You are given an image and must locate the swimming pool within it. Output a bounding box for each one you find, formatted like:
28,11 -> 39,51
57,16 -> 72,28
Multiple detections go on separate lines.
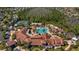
36,27 -> 48,35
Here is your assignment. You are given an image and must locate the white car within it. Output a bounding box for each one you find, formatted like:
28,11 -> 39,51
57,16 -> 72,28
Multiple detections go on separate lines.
72,37 -> 78,41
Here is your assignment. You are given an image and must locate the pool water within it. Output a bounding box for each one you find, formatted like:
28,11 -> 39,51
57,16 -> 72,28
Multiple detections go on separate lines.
36,27 -> 48,35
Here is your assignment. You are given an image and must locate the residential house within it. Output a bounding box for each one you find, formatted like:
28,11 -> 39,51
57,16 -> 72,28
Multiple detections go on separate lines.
15,28 -> 31,43
47,35 -> 64,46
31,39 -> 45,46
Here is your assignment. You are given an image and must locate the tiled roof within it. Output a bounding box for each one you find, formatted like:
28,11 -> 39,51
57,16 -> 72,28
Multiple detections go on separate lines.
7,40 -> 16,46
31,39 -> 44,46
31,36 -> 42,39
15,29 -> 30,43
47,35 -> 64,46
31,34 -> 50,40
